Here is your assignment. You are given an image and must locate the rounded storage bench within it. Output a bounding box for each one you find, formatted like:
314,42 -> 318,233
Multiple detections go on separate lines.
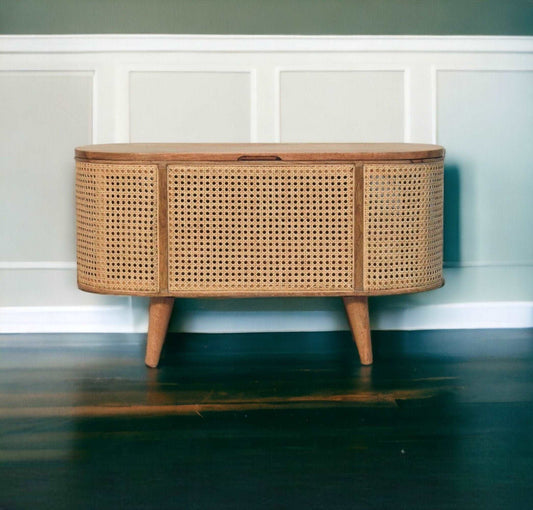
75,143 -> 445,367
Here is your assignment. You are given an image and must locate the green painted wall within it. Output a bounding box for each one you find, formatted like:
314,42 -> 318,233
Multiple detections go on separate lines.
1,0 -> 532,35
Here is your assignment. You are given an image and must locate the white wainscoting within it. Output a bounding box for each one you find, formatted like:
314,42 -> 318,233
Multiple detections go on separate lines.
1,35 -> 532,334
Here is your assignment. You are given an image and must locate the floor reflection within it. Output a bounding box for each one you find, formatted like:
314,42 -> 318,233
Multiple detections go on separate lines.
0,332 -> 531,509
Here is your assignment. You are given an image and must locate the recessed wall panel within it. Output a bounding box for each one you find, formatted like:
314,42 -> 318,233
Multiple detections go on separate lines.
129,71 -> 251,142
437,70 -> 533,265
0,72 -> 93,261
280,71 -> 404,142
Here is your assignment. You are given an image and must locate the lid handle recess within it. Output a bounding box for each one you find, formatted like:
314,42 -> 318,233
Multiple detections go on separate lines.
237,154 -> 282,161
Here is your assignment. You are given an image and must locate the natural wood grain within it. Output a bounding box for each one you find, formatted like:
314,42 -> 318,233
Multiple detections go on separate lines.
77,279 -> 444,298
157,163 -> 168,293
0,331 -> 532,510
343,296 -> 373,365
145,297 -> 174,368
353,162 -> 364,290
75,142 -> 444,162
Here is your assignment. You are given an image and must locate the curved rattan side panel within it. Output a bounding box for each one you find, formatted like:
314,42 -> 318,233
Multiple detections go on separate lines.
363,161 -> 444,292
76,162 -> 159,294
167,163 -> 356,294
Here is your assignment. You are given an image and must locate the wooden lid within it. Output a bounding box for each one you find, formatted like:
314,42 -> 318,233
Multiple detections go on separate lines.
75,143 -> 444,162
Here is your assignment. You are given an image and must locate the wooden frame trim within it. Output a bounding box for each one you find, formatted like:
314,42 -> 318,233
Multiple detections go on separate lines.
353,162 -> 364,291
77,278 -> 444,298
158,163 -> 169,293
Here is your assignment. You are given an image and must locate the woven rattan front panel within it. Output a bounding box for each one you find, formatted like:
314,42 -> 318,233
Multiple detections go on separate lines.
167,164 -> 355,294
363,161 -> 444,292
76,162 -> 159,293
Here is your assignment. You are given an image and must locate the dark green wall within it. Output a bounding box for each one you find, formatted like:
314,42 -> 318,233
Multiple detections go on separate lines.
1,0 -> 532,35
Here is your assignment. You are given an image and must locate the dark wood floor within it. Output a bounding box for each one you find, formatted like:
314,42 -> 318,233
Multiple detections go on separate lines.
1,330 -> 532,510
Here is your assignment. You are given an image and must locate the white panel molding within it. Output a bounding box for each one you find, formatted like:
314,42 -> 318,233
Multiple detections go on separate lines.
406,63 -> 434,144
403,67 -> 411,142
431,66 -> 533,144
274,66 -> 408,143
113,64 -> 131,142
0,68 -> 95,266
0,69 -> 97,142
430,65 -> 439,144
273,67 -> 282,142
1,34 -> 532,333
1,35 -> 533,53
250,69 -> 259,142
93,62 -> 119,143
126,68 -> 257,142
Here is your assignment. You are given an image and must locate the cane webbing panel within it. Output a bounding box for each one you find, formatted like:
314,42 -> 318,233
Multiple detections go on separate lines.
76,162 -> 159,293
167,164 -> 355,293
363,161 -> 443,291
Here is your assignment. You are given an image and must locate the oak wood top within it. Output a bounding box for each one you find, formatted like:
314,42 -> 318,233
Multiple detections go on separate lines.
75,143 -> 444,162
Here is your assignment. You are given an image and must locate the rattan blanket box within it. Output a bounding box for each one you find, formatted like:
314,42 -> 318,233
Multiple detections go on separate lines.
75,143 -> 445,367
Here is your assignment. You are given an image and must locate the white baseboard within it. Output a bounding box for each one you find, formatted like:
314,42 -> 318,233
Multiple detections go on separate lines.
1,302 -> 531,334
0,306 -> 135,333
371,301 -> 533,331
171,302 -> 533,332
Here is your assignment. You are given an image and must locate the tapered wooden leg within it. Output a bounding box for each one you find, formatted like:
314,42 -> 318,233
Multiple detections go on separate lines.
343,296 -> 373,365
145,297 -> 175,368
